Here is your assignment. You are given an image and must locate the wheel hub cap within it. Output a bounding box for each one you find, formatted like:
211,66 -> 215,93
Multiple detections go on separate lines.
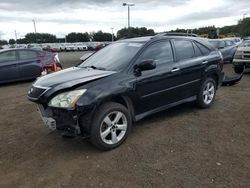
203,81 -> 215,105
100,111 -> 127,145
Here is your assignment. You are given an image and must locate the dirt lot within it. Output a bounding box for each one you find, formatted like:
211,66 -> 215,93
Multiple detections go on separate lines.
0,52 -> 250,188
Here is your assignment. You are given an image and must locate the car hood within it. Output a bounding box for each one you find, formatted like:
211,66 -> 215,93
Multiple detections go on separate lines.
33,67 -> 116,88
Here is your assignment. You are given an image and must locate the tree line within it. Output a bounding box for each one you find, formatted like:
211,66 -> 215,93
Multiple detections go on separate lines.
1,17 -> 250,45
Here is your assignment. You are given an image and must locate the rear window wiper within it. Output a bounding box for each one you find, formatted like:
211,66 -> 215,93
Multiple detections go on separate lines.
82,66 -> 106,70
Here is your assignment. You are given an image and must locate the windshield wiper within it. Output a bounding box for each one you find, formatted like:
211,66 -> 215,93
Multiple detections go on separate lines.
82,66 -> 106,70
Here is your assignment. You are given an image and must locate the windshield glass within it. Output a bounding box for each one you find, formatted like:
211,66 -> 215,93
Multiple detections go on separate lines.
239,40 -> 250,47
79,42 -> 143,71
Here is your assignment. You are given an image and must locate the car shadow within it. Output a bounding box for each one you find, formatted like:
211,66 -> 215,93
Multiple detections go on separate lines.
135,101 -> 197,127
43,102 -> 200,154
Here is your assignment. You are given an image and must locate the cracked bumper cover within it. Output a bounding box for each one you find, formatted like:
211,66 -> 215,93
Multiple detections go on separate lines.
37,104 -> 95,137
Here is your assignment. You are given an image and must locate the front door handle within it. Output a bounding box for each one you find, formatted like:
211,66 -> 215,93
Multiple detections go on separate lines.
202,60 -> 208,64
171,68 -> 180,73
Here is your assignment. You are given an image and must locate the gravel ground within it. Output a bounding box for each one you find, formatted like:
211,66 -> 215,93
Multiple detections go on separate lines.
0,52 -> 249,188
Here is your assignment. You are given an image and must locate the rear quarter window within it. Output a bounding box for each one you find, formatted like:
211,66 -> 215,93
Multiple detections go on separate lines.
195,42 -> 210,55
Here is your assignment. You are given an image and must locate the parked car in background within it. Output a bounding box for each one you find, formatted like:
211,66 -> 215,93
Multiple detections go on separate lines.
27,35 -> 224,150
58,43 -> 66,52
208,39 -> 237,62
27,43 -> 43,51
44,44 -> 61,52
95,43 -> 106,51
87,43 -> 97,51
73,43 -> 88,51
233,39 -> 250,73
0,48 -> 61,84
64,44 -> 75,51
228,37 -> 242,46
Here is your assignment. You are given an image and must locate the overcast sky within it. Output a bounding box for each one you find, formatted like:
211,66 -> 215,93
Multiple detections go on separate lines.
0,0 -> 250,40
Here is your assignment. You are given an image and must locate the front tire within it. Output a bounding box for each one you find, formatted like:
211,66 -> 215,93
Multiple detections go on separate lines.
90,102 -> 132,150
196,77 -> 216,108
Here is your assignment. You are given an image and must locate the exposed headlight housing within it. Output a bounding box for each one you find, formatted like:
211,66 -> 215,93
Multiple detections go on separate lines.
48,89 -> 87,109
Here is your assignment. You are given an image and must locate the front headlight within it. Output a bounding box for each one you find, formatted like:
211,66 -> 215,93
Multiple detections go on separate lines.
48,89 -> 87,108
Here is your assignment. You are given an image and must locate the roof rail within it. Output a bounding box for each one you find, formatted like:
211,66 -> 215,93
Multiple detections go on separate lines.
154,32 -> 198,38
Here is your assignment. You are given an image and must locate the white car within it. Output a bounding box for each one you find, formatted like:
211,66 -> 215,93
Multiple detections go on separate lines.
73,43 -> 88,51
65,44 -> 75,51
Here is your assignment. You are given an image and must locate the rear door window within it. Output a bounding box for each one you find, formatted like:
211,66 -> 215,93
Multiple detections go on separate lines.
174,40 -> 195,61
19,50 -> 37,60
0,51 -> 17,63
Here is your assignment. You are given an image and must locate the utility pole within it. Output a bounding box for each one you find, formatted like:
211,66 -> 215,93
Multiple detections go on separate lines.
243,13 -> 247,19
122,3 -> 135,28
14,30 -> 17,44
32,19 -> 37,43
111,27 -> 114,42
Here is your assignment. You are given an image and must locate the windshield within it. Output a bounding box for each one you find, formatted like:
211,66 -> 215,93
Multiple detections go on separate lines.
239,40 -> 250,47
79,42 -> 143,71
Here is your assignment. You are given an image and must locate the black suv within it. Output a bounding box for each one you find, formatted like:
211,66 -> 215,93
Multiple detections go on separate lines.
27,35 -> 224,150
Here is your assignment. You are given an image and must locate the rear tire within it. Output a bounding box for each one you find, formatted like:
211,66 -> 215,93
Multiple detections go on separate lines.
90,102 -> 132,150
196,77 -> 217,108
234,65 -> 244,74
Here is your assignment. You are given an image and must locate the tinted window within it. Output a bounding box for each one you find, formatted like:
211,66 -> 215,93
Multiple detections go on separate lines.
195,42 -> 210,55
19,50 -> 37,60
192,42 -> 203,57
79,42 -> 143,71
225,40 -> 234,46
0,51 -> 16,63
138,41 -> 173,64
174,40 -> 194,60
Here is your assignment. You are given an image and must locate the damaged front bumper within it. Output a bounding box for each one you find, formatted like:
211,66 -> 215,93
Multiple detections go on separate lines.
37,104 -> 94,137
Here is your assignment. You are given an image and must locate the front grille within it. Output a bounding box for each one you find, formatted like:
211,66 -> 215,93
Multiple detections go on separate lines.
28,86 -> 48,99
243,55 -> 250,59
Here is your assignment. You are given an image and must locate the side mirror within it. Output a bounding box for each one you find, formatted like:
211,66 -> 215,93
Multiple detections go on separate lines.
135,59 -> 156,72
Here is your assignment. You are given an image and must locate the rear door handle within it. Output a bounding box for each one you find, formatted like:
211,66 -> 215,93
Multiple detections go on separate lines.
202,60 -> 208,64
171,68 -> 180,72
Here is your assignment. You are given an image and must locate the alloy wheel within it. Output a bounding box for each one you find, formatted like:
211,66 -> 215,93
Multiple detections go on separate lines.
203,81 -> 215,105
100,111 -> 128,145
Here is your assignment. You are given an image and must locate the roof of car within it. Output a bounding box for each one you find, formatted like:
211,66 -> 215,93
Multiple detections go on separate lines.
0,48 -> 42,53
121,36 -> 153,42
121,35 -> 205,42
208,38 -> 233,41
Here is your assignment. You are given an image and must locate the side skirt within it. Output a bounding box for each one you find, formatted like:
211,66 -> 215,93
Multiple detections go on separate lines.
135,96 -> 197,122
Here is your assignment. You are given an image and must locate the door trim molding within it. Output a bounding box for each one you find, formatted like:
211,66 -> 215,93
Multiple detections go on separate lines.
141,79 -> 200,99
